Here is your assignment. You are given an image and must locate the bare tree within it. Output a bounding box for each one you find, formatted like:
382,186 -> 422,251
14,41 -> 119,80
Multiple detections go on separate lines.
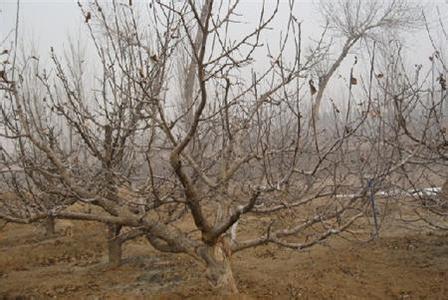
0,0 -> 417,294
379,6 -> 448,231
309,0 -> 420,125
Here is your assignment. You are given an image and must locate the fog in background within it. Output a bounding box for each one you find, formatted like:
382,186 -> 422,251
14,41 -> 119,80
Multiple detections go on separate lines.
0,0 -> 445,112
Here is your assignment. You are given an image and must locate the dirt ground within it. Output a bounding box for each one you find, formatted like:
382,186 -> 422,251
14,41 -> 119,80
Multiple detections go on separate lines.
0,215 -> 447,299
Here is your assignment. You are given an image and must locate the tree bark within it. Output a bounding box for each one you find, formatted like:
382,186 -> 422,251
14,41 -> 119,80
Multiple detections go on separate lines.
199,241 -> 238,295
107,223 -> 123,267
310,35 -> 360,125
43,216 -> 55,236
441,178 -> 448,201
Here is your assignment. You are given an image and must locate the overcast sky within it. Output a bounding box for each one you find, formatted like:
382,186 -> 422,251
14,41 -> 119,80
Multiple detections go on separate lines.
0,0 -> 446,105
1,1 -> 443,65
0,1 -> 318,55
0,1 -> 442,61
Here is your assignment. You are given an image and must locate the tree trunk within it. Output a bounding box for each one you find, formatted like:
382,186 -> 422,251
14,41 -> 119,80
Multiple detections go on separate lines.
107,224 -> 123,267
441,178 -> 448,201
200,241 -> 238,295
43,216 -> 55,236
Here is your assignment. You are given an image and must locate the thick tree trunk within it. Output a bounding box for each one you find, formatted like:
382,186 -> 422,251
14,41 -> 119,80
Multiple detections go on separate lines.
200,242 -> 238,295
107,224 -> 123,267
43,216 -> 55,236
441,178 -> 448,201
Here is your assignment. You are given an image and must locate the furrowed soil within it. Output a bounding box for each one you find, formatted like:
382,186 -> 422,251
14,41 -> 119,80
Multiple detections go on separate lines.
0,216 -> 447,299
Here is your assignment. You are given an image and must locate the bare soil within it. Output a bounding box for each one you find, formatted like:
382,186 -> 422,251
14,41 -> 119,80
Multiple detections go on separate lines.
0,216 -> 447,299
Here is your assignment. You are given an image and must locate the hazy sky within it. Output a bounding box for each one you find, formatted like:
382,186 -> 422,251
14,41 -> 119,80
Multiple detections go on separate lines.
0,1 -> 324,84
0,1 -> 317,55
1,1 -> 442,67
1,1 -> 442,56
0,0 -> 446,104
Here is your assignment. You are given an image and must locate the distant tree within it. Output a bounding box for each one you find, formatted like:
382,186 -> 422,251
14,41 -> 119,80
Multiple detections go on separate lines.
383,6 -> 448,230
309,0 -> 421,125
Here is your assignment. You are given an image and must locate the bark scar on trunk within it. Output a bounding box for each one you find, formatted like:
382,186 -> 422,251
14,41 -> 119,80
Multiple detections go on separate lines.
198,238 -> 238,295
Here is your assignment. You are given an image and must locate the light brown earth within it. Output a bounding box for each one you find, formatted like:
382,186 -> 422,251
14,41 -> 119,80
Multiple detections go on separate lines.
0,211 -> 447,299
